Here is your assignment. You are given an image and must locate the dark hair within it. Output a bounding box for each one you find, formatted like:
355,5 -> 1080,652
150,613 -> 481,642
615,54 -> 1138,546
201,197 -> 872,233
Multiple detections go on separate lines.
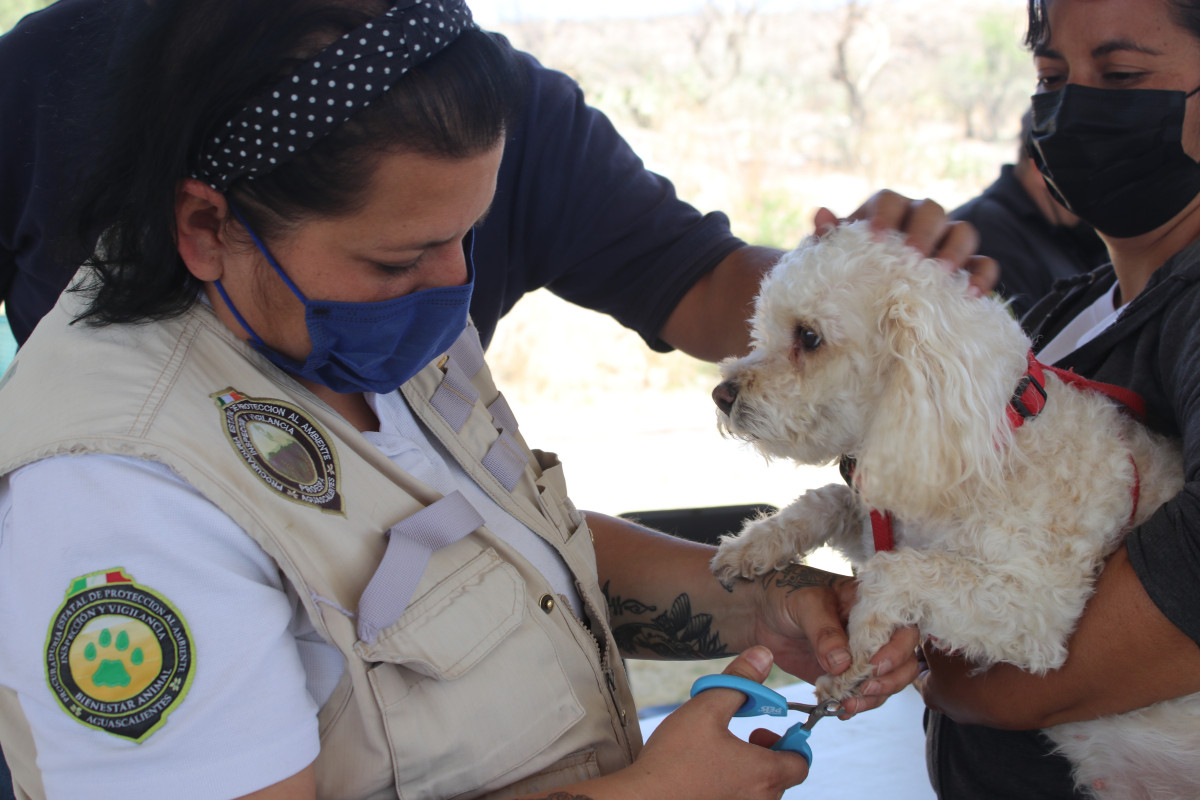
1024,0 -> 1047,50
1026,0 -> 1200,49
73,0 -> 525,325
1018,107 -> 1035,162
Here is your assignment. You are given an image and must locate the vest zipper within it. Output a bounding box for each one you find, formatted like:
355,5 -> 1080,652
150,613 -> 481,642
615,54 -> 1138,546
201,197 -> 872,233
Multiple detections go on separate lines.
564,590 -> 634,737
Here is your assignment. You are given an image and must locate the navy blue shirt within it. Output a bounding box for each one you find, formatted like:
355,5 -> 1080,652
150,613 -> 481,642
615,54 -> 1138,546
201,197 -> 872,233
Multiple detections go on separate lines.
950,164 -> 1108,321
0,0 -> 745,350
0,0 -> 130,344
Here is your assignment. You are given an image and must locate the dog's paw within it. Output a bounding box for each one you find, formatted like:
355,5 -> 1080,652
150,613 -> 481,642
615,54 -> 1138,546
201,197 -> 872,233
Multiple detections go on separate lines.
815,664 -> 873,704
710,541 -> 777,587
711,525 -> 799,585
710,555 -> 746,590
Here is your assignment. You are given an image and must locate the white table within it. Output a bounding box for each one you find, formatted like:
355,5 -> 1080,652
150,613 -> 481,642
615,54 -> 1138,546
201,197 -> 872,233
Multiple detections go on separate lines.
639,684 -> 936,799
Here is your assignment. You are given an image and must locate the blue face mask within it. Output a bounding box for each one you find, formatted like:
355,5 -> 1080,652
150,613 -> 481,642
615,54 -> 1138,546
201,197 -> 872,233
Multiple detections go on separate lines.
216,211 -> 474,395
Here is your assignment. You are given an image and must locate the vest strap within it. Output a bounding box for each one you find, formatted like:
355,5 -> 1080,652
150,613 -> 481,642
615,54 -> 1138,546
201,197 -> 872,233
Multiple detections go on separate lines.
488,392 -> 518,435
429,324 -> 491,432
447,323 -> 486,378
431,357 -> 480,432
429,323 -> 530,489
357,491 -> 485,643
482,428 -> 527,492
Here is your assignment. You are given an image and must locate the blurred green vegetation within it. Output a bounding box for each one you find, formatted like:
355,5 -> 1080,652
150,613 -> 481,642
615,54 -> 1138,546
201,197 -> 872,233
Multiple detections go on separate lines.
0,0 -> 50,33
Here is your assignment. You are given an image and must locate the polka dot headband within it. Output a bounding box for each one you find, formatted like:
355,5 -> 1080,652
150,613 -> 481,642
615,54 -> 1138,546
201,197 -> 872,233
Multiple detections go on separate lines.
192,0 -> 476,192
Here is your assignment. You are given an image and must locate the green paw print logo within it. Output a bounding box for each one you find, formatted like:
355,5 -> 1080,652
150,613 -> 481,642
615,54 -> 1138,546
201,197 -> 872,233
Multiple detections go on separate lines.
68,617 -> 162,703
84,627 -> 145,688
48,570 -> 193,743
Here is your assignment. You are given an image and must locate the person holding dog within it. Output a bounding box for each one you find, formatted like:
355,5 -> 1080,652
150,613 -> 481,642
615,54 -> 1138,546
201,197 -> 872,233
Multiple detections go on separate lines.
0,1 -> 926,797
949,108 -> 1108,320
920,0 -> 1200,797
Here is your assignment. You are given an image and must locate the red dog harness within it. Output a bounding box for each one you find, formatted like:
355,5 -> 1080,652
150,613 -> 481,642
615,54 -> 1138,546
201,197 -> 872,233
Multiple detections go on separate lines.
843,351 -> 1145,552
1006,351 -> 1146,426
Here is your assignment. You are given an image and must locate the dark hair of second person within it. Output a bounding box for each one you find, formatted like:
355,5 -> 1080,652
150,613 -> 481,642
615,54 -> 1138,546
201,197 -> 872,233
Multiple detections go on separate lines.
1026,0 -> 1200,46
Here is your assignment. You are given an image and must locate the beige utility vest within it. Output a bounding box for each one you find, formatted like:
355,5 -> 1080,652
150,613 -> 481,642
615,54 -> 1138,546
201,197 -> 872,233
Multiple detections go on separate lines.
0,293 -> 640,800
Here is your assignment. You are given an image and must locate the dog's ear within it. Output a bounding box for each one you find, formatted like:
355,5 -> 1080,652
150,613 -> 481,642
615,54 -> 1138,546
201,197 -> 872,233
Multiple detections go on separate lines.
854,270 -> 1023,518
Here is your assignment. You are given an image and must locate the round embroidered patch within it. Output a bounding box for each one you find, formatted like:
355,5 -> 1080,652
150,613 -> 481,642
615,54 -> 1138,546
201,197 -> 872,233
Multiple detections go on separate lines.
213,387 -> 344,514
44,569 -> 194,743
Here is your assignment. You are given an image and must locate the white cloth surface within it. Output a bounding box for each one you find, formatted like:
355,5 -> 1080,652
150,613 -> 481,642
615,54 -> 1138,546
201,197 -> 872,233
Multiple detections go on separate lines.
0,388 -> 577,798
1035,281 -> 1121,365
639,683 -> 935,799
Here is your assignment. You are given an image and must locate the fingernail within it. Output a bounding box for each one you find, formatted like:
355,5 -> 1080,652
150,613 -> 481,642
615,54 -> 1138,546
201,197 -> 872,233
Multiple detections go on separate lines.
744,646 -> 774,675
874,657 -> 892,676
827,648 -> 850,668
862,681 -> 881,696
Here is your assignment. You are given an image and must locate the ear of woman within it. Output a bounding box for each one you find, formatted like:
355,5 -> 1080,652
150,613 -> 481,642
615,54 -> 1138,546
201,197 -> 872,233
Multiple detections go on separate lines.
174,178 -> 233,282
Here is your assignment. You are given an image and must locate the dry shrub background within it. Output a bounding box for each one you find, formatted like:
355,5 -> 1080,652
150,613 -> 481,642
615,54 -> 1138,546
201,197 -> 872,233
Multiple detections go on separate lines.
485,0 -> 1032,412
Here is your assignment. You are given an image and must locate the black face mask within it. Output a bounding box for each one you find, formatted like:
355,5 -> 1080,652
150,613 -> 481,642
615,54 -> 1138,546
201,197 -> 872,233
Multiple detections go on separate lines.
1029,83 -> 1200,238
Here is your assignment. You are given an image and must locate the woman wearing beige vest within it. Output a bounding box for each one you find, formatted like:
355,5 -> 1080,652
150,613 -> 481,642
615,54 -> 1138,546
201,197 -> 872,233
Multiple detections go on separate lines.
0,1 -> 920,798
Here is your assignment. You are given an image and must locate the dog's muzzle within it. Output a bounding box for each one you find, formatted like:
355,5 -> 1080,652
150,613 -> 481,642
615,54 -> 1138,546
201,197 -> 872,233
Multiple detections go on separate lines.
712,380 -> 739,416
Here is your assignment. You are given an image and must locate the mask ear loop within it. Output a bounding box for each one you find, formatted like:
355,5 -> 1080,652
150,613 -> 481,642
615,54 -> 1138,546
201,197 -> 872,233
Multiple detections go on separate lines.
214,205 -> 309,345
1182,85 -> 1200,167
212,279 -> 268,347
227,205 -> 309,303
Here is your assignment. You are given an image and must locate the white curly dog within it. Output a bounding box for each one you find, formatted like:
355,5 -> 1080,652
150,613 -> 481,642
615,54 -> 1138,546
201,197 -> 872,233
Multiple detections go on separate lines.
710,221 -> 1198,799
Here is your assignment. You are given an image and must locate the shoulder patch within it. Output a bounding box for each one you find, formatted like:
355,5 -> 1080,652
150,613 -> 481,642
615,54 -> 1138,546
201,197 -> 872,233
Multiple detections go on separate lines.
44,569 -> 194,743
213,387 -> 344,514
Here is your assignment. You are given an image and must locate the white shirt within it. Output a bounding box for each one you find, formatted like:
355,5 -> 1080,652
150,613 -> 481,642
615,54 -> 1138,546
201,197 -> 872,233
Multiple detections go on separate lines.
0,389 -> 577,798
1035,281 -> 1122,365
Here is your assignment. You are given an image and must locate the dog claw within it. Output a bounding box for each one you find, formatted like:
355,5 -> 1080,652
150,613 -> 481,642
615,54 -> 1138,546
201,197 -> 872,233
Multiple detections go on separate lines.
711,546 -> 765,584
816,668 -> 874,704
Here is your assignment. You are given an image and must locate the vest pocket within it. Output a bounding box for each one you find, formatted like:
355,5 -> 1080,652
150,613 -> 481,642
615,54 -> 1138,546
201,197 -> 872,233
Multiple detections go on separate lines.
472,748 -> 602,800
360,548 -> 587,800
532,450 -> 583,538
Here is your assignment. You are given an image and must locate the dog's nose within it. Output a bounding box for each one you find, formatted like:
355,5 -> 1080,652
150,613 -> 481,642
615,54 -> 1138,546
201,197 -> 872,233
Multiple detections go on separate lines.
712,380 -> 739,415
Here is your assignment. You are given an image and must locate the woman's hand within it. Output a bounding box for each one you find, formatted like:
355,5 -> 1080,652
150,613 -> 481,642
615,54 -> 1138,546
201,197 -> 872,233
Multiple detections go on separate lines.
628,647 -> 812,799
748,564 -> 921,716
815,189 -> 999,298
508,648 -> 811,800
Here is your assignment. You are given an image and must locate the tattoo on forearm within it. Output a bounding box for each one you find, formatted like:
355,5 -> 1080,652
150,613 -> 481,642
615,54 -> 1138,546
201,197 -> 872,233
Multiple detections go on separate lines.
602,580 -> 656,617
767,563 -> 838,596
608,590 -> 731,659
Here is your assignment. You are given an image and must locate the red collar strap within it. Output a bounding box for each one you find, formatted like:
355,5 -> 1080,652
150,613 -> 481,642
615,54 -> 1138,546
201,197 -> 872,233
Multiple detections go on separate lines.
839,457 -> 896,552
843,351 -> 1145,553
868,509 -> 895,553
1007,351 -> 1146,426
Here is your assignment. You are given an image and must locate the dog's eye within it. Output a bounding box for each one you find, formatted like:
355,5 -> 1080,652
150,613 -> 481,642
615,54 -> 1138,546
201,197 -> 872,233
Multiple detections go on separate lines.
795,325 -> 823,351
